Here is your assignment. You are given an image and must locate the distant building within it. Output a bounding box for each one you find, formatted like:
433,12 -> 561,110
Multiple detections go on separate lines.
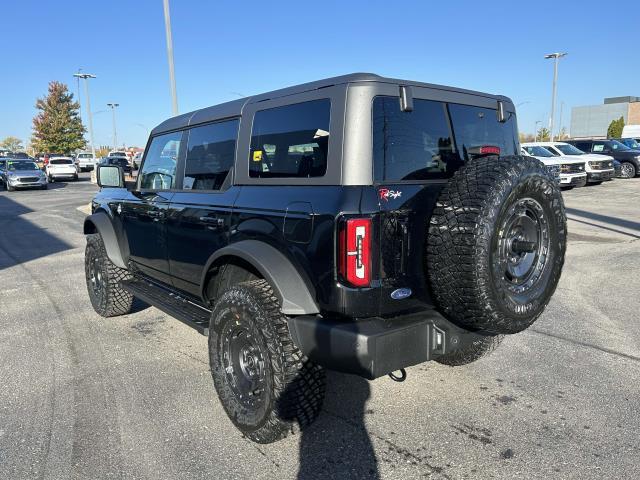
571,96 -> 640,138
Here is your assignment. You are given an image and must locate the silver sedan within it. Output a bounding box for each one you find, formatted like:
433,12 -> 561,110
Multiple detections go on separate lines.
2,160 -> 48,191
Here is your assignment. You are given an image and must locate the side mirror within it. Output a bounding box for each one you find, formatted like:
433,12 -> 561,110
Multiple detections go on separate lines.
97,165 -> 124,188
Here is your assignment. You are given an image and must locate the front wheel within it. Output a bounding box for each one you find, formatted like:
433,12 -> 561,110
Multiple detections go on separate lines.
209,279 -> 325,444
85,233 -> 134,317
620,162 -> 637,179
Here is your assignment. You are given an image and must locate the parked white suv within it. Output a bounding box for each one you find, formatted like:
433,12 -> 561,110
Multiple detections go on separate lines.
530,142 -> 615,184
46,157 -> 78,182
76,152 -> 97,172
521,145 -> 587,188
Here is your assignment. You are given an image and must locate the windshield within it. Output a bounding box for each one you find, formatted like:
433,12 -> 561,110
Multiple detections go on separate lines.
524,146 -> 554,157
50,159 -> 73,165
7,161 -> 39,171
554,144 -> 585,156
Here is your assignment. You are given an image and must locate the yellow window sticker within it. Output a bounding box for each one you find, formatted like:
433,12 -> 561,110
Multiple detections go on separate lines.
253,150 -> 263,162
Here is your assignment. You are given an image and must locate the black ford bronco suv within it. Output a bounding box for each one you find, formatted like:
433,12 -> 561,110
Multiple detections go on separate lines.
84,73 -> 566,444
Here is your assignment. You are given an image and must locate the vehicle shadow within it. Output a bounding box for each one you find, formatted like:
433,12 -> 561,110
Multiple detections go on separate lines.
282,321 -> 380,479
295,371 -> 379,480
565,207 -> 640,232
0,195 -> 74,271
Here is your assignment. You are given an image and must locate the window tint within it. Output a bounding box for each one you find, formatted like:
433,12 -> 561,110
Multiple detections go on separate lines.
573,142 -> 591,152
139,131 -> 181,190
373,97 -> 518,182
249,99 -> 330,178
373,97 -> 458,181
448,103 -> 517,162
184,119 -> 238,190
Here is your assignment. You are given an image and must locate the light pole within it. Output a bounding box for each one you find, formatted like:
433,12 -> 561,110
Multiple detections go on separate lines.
534,120 -> 542,142
558,101 -> 565,139
107,103 -> 119,151
162,0 -> 179,115
544,52 -> 567,142
75,68 -> 82,123
73,73 -> 97,158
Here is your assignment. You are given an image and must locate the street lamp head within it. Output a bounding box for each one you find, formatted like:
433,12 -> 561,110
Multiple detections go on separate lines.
544,52 -> 567,59
73,73 -> 97,79
107,103 -> 120,108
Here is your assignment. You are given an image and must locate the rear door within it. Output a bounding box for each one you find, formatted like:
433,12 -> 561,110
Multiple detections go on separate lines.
119,131 -> 182,284
165,119 -> 241,297
372,89 -> 518,315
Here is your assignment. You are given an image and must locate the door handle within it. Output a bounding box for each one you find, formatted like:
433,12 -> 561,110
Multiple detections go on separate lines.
149,210 -> 165,221
199,216 -> 225,229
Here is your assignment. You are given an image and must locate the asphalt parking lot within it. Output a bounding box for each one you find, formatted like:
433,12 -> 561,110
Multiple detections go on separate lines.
1,174 -> 639,480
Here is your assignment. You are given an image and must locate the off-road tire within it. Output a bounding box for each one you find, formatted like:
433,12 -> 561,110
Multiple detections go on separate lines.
85,233 -> 134,317
209,279 -> 325,444
435,335 -> 504,366
427,155 -> 566,335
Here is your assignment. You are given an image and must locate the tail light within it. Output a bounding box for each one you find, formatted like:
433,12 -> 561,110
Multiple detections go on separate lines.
338,218 -> 371,287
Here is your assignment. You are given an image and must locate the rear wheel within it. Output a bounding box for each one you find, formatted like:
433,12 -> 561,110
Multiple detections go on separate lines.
427,155 -> 566,335
436,335 -> 504,366
85,233 -> 134,317
209,279 -> 325,444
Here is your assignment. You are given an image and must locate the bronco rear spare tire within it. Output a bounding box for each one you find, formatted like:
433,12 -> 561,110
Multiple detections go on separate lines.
426,155 -> 566,335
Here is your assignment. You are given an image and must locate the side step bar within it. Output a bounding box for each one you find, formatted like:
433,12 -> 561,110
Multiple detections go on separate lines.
121,278 -> 211,335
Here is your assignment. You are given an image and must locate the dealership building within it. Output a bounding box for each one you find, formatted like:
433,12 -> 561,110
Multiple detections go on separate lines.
570,96 -> 640,138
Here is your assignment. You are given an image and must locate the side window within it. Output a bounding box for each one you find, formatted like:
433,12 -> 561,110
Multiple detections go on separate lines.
373,96 -> 458,181
183,119 -> 239,191
448,103 -> 517,162
574,142 -> 591,152
592,142 -> 606,153
139,131 -> 181,190
249,99 -> 330,178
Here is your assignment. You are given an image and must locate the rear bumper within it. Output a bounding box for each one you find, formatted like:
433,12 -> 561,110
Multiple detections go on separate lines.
287,310 -> 488,379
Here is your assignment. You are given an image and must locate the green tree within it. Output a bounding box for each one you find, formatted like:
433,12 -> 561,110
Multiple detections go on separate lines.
607,116 -> 625,138
0,136 -> 23,151
31,81 -> 86,153
536,127 -> 551,141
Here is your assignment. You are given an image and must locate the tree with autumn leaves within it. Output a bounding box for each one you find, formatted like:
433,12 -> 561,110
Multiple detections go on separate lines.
31,81 -> 86,153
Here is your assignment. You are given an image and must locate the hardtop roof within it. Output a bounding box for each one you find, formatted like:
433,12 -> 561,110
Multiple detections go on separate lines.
151,72 -> 512,135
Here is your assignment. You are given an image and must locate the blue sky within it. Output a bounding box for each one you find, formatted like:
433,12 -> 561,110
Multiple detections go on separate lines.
2,0 -> 638,149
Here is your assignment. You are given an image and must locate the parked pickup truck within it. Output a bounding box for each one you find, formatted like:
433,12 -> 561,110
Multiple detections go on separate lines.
521,144 -> 587,188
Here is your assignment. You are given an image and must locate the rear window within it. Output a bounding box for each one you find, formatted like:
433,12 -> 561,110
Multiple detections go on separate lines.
77,153 -> 92,158
249,99 -> 330,178
50,159 -> 73,165
373,97 -> 518,182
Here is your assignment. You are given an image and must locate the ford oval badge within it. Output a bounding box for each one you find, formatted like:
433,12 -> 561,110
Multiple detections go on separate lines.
391,288 -> 412,300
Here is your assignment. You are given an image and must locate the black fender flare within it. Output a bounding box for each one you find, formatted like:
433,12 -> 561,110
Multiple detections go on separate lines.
201,240 -> 319,315
83,211 -> 127,269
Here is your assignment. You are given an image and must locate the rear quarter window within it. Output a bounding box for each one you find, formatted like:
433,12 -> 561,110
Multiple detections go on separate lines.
249,99 -> 330,178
